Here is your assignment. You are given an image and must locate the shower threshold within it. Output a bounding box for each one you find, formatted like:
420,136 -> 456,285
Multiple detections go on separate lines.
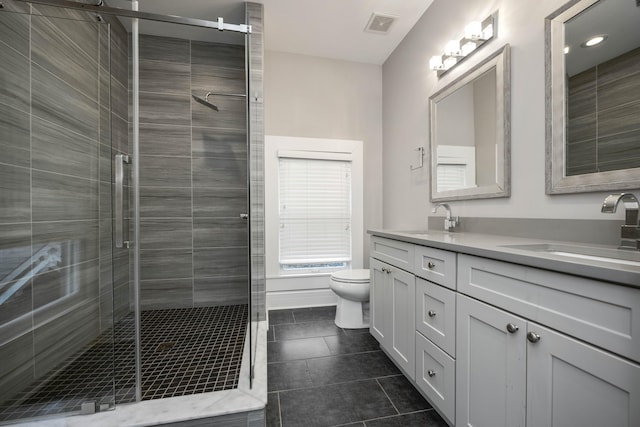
0,305 -> 248,424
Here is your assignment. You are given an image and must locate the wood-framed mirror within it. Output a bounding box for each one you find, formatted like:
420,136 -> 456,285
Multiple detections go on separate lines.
545,0 -> 640,194
429,44 -> 511,202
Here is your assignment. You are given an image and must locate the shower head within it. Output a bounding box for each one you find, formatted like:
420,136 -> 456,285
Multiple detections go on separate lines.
192,95 -> 219,111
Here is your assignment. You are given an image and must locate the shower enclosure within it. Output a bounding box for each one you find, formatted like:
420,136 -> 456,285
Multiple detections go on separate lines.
0,0 -> 265,424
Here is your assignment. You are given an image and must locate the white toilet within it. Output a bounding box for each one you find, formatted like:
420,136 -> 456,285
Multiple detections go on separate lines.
330,269 -> 371,329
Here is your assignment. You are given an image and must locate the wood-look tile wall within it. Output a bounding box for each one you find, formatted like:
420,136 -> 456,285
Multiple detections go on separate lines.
566,47 -> 640,175
138,34 -> 249,310
0,2 -> 129,404
247,2 -> 266,323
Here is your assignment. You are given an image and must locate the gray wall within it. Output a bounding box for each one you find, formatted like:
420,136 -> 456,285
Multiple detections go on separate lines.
0,2 -> 129,404
137,34 -> 249,310
382,0 -> 640,230
566,47 -> 640,175
263,51 -> 383,266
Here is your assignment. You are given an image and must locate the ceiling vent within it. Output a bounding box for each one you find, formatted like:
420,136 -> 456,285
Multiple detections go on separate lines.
365,13 -> 397,34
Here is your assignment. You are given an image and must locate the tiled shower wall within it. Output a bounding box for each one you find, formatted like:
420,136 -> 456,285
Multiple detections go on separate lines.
247,2 -> 266,322
566,46 -> 640,175
137,35 -> 249,310
0,2 -> 129,403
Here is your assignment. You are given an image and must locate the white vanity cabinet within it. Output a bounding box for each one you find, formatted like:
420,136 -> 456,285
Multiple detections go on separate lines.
457,293 -> 640,427
371,232 -> 640,427
370,239 -> 416,378
457,254 -> 640,427
371,237 -> 458,425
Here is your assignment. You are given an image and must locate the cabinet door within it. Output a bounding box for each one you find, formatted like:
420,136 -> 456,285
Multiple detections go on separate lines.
388,266 -> 416,379
369,258 -> 389,346
456,295 -> 526,427
527,322 -> 640,427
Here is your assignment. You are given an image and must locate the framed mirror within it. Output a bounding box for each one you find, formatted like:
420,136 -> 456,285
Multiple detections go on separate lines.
546,0 -> 640,194
429,44 -> 511,202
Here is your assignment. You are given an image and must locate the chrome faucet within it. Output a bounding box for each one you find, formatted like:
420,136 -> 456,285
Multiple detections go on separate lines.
432,203 -> 459,232
601,193 -> 640,250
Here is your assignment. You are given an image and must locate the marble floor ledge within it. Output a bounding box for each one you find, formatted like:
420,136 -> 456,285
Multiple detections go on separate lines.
18,321 -> 268,427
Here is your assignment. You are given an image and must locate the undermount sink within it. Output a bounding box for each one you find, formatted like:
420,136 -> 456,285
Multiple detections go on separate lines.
410,233 -> 433,238
500,243 -> 640,267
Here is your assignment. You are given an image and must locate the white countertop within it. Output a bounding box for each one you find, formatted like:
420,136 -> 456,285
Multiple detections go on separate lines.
368,229 -> 640,287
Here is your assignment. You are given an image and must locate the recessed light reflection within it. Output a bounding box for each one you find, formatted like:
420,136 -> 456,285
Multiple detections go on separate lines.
564,46 -> 570,54
582,34 -> 607,48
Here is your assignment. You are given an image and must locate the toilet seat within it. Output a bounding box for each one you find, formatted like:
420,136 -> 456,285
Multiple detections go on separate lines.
331,269 -> 370,283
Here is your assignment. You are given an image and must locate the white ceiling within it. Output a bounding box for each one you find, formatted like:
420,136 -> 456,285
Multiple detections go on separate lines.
107,0 -> 434,65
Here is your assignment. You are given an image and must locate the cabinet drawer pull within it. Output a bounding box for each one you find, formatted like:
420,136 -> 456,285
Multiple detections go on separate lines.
427,370 -> 436,377
427,262 -> 436,269
506,323 -> 519,333
428,310 -> 437,317
527,332 -> 541,343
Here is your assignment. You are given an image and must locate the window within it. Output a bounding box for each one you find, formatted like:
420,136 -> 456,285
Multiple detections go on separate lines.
278,153 -> 352,273
265,136 -> 363,281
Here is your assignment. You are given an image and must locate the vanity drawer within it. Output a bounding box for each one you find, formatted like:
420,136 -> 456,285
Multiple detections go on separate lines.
458,254 -> 640,362
416,278 -> 456,357
414,245 -> 456,289
370,236 -> 415,271
415,331 -> 455,426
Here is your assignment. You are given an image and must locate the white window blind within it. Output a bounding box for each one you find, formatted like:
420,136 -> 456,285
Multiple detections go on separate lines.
436,145 -> 477,192
437,164 -> 468,192
278,156 -> 352,269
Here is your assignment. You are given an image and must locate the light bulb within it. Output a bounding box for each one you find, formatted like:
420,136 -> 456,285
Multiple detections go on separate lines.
443,56 -> 457,70
444,39 -> 460,56
464,21 -> 483,40
429,55 -> 444,70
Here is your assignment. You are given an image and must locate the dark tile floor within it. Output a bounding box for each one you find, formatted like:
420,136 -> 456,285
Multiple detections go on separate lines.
0,305 -> 247,423
266,306 -> 449,427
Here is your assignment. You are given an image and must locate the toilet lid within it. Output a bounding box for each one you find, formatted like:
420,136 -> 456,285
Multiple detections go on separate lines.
331,269 -> 370,283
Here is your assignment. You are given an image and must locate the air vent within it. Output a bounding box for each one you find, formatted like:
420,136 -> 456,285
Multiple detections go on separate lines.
365,13 -> 397,34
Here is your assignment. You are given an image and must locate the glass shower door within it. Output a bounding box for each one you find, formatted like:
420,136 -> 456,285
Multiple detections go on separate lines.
0,2 -> 117,422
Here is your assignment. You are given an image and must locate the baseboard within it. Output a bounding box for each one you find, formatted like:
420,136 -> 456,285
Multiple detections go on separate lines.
267,289 -> 337,310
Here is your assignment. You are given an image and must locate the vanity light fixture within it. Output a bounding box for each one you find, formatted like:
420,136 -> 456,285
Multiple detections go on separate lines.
582,34 -> 607,47
429,11 -> 498,77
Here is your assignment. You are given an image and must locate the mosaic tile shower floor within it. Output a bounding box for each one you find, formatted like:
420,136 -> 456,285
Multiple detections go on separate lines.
0,304 -> 248,423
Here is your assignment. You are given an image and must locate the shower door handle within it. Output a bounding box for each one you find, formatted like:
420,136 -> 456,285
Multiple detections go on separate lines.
115,154 -> 131,248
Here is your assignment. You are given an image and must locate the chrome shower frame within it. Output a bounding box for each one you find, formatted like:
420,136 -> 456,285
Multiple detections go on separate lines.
12,0 -> 253,405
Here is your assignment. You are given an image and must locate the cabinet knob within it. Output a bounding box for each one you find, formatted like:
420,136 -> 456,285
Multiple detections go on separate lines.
427,262 -> 436,269
386,268 -> 392,274
381,267 -> 387,273
427,370 -> 436,377
506,323 -> 519,333
428,310 -> 437,317
527,332 -> 541,343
